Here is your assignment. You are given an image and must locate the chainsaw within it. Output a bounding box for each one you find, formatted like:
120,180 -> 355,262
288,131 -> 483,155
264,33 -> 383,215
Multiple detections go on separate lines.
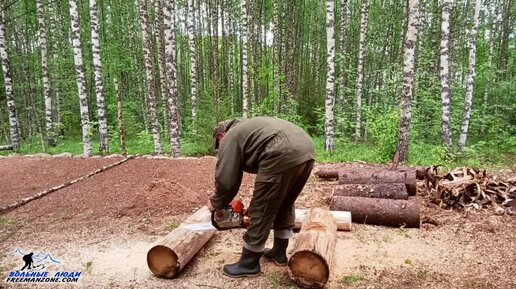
183,199 -> 250,231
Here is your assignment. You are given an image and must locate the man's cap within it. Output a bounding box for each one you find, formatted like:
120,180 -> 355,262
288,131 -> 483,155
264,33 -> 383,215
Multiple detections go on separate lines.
212,118 -> 242,149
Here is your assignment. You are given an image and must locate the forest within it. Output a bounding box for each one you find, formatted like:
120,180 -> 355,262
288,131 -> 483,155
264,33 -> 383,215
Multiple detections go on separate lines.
0,0 -> 514,167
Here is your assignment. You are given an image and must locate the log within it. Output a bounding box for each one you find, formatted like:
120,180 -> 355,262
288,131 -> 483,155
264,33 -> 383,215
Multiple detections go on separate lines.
147,206 -> 216,279
330,196 -> 420,228
333,183 -> 409,200
288,208 -> 337,289
338,169 -> 417,195
294,208 -> 351,231
315,166 -> 427,180
0,144 -> 13,151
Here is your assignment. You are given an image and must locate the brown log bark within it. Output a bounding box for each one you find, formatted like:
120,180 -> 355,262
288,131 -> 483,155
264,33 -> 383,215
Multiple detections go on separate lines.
288,208 -> 337,289
330,196 -> 420,228
338,169 -> 417,195
0,144 -> 13,150
147,206 -> 216,279
315,166 -> 426,180
333,183 -> 409,200
294,208 -> 351,231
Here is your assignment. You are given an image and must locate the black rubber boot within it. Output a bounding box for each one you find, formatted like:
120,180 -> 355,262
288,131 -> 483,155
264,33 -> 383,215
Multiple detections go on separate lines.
223,247 -> 262,278
263,237 -> 289,266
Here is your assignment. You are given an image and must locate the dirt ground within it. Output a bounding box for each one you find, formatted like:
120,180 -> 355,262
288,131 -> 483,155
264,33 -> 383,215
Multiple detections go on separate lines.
0,156 -> 515,289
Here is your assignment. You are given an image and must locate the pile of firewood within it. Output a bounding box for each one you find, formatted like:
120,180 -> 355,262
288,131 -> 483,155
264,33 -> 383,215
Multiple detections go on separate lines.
424,166 -> 516,215
315,166 -> 426,228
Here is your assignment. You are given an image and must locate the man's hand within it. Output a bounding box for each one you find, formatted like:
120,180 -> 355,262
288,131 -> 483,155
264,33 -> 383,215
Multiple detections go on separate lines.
207,199 -> 215,212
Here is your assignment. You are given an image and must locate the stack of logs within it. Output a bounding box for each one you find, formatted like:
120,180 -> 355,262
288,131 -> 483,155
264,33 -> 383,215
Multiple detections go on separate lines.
316,166 -> 426,228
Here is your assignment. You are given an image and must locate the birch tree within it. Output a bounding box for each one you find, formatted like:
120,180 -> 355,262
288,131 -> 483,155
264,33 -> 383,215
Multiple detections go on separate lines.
338,0 -> 348,114
36,0 -> 54,147
188,0 -> 198,126
393,0 -> 419,164
457,0 -> 481,153
355,0 -> 370,141
164,0 -> 181,157
0,12 -> 20,150
325,0 -> 335,152
90,0 -> 109,154
481,1 -> 498,136
69,0 -> 92,156
439,0 -> 453,153
137,0 -> 162,155
241,0 -> 249,118
155,0 -> 170,136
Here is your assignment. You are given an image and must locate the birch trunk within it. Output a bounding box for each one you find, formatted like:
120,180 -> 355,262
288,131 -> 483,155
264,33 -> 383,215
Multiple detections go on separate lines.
439,0 -> 453,153
273,0 -> 280,113
355,0 -> 369,141
481,1 -> 497,136
90,0 -> 109,154
36,0 -> 54,147
457,0 -> 481,153
138,0 -> 162,155
338,0 -> 348,115
164,0 -> 181,157
325,0 -> 335,152
155,0 -> 170,137
187,0 -> 198,126
69,0 -> 92,156
0,12 -> 20,150
241,0 -> 249,118
393,0 -> 419,164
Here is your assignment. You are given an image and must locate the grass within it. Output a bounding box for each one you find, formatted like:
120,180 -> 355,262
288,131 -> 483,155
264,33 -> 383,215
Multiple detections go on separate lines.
340,274 -> 365,285
0,216 -> 16,230
267,273 -> 296,288
2,134 -> 515,170
167,220 -> 180,231
84,261 -> 93,274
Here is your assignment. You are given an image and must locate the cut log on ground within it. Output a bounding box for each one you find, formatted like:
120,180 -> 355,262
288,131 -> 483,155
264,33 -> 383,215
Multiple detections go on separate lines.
147,206 -> 216,279
315,166 -> 426,180
288,208 -> 337,289
330,196 -> 420,228
294,208 -> 351,231
333,183 -> 409,200
0,144 -> 13,151
338,169 -> 417,195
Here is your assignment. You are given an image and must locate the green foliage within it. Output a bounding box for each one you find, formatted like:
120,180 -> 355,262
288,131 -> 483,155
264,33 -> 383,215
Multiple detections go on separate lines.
367,109 -> 400,162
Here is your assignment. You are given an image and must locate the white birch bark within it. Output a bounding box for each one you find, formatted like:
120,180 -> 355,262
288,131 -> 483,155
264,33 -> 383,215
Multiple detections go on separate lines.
439,0 -> 453,153
36,0 -> 54,146
164,0 -> 181,157
394,0 -> 419,163
0,12 -> 20,150
457,0 -> 481,153
355,0 -> 370,141
69,0 -> 92,156
325,0 -> 335,152
188,0 -> 198,126
138,0 -> 162,155
241,0 -> 249,118
481,1 -> 497,136
155,0 -> 170,137
90,0 -> 109,154
338,0 -> 348,115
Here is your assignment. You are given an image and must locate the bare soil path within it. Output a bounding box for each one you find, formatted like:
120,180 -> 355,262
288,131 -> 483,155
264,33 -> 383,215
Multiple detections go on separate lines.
0,157 -> 514,289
